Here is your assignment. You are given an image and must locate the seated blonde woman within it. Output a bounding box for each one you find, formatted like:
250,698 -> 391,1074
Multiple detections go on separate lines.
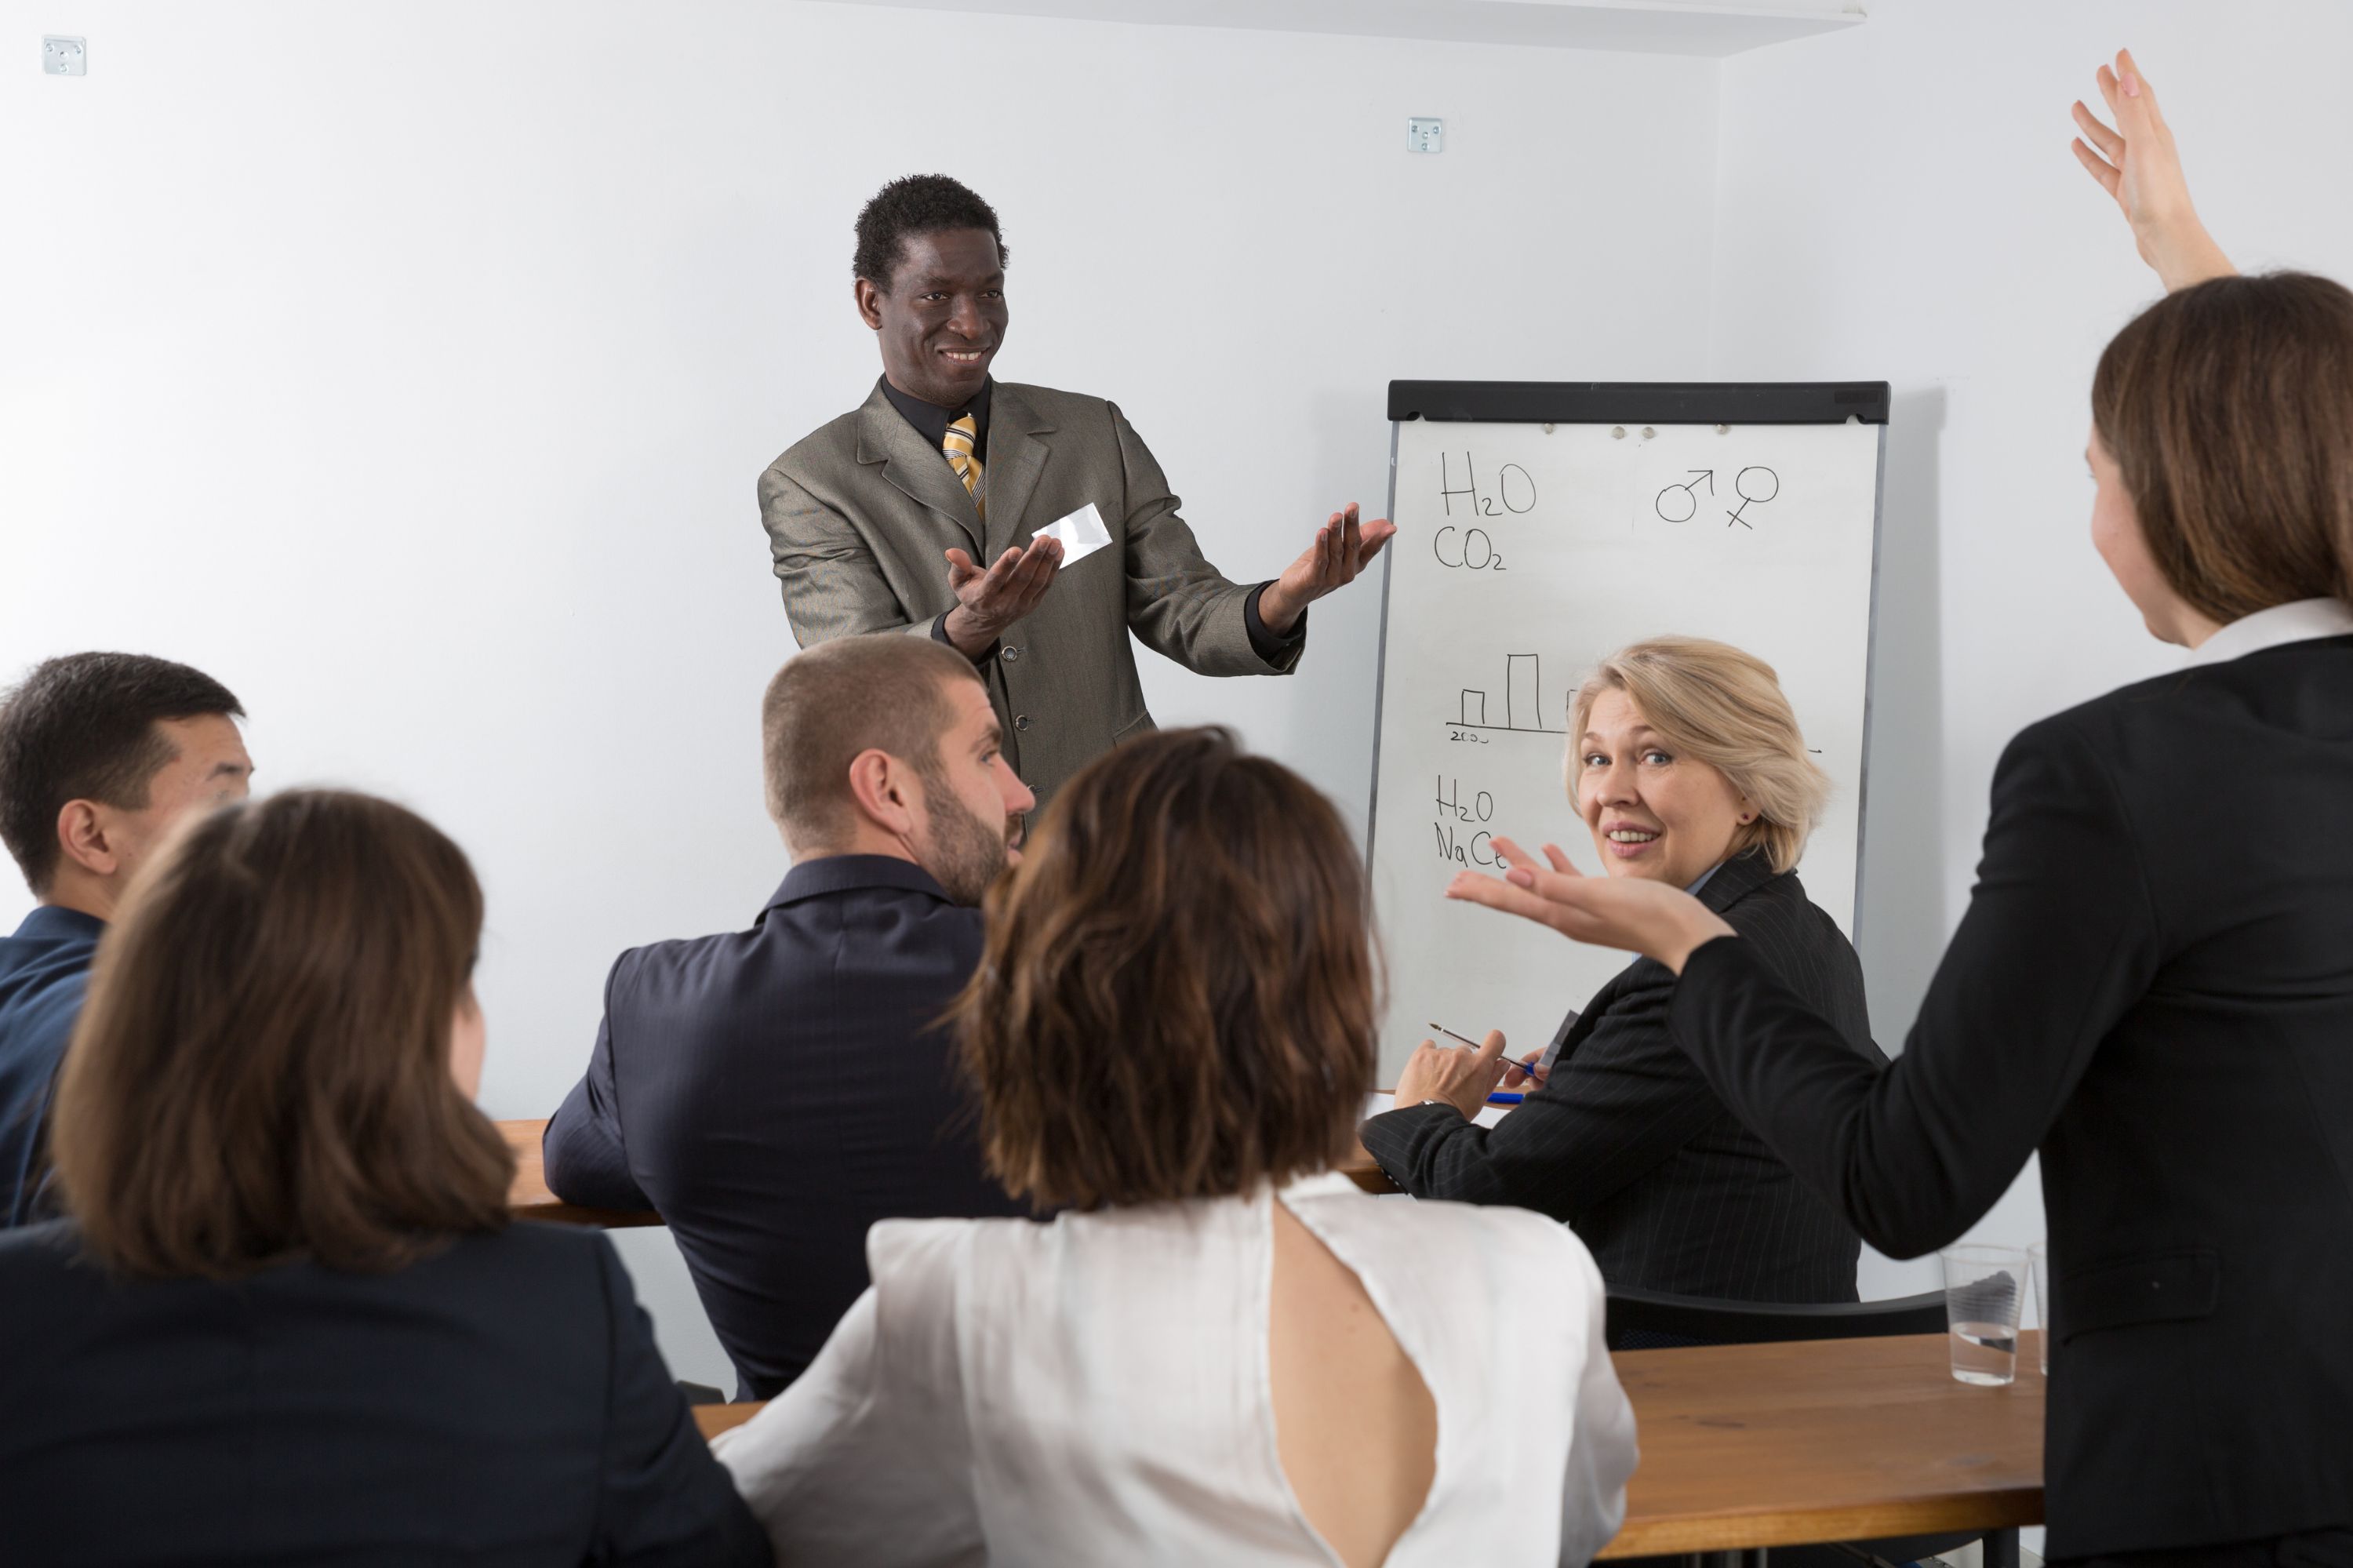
716,727 -> 1638,1567
1362,637 -> 1885,1311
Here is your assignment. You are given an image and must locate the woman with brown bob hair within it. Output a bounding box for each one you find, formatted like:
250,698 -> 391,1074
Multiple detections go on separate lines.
1446,53 -> 2353,1566
0,789 -> 766,1567
717,729 -> 1637,1568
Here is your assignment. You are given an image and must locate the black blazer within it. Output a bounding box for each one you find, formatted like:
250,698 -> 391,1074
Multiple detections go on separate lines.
0,1217 -> 767,1566
1361,850 -> 1881,1303
544,855 -> 1027,1399
1668,635 -> 2353,1559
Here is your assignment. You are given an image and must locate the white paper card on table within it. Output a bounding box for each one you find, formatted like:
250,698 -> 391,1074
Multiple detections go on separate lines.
1037,502 -> 1114,567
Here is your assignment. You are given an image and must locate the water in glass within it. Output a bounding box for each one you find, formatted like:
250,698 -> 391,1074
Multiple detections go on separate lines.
1949,1319 -> 2017,1386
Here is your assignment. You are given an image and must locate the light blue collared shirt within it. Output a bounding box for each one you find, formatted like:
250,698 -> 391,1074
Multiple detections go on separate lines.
1685,860 -> 1729,898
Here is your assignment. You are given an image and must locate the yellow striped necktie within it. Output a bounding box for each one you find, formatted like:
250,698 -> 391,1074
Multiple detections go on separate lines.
944,414 -> 984,519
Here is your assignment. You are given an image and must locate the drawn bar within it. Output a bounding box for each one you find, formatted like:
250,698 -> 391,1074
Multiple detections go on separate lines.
1387,380 -> 1891,426
1507,655 -> 1538,732
1460,689 -> 1486,726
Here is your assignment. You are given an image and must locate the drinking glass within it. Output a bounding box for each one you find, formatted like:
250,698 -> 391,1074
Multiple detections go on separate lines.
1941,1243 -> 2028,1387
2028,1240 -> 2049,1376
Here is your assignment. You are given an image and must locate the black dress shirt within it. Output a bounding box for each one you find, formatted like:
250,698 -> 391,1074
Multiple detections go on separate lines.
1665,635 -> 2353,1559
877,376 -> 1302,664
1360,850 -> 1879,1304
544,855 -> 1031,1399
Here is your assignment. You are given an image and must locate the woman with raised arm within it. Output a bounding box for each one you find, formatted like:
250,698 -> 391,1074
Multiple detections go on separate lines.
0,791 -> 769,1567
715,727 -> 1638,1567
1449,53 -> 2353,1566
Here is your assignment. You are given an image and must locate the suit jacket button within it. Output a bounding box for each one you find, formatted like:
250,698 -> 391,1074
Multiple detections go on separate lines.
1016,715 -> 1031,731
1002,646 -> 1022,663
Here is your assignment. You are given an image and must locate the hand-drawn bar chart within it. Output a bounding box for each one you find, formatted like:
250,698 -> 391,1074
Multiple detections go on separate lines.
1450,653 -> 1566,736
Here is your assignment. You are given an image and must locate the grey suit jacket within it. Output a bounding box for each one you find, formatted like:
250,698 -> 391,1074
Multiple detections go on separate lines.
761,381 -> 1300,803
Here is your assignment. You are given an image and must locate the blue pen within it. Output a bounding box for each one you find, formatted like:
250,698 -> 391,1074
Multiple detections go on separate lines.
1428,1022 -> 1536,1104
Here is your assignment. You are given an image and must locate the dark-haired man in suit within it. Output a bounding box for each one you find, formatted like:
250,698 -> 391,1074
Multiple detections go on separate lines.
0,653 -> 253,1228
758,173 -> 1396,808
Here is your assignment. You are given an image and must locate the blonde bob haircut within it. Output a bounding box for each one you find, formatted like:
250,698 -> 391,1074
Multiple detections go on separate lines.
1568,636 -> 1828,875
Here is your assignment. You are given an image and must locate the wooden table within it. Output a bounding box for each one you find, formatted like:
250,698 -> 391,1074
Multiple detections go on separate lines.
1597,1331 -> 2040,1556
689,1333 -> 2040,1558
500,1116 -> 1391,1219
497,1119 -> 662,1227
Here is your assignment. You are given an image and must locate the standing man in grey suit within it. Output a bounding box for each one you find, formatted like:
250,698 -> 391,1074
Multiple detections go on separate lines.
760,174 -> 1395,805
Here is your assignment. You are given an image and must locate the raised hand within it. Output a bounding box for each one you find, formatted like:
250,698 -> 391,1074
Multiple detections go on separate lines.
1444,836 -> 1734,974
1257,503 -> 1398,635
940,535 -> 1064,658
2069,48 -> 2234,291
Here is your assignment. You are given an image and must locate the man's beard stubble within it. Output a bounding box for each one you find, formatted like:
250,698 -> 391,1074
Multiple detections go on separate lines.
917,768 -> 1019,906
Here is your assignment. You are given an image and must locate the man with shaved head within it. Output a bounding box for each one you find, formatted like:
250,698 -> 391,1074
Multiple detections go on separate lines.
544,635 -> 1035,1399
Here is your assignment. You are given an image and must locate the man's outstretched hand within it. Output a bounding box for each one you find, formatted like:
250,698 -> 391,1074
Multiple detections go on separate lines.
1257,504 -> 1398,636
941,535 -> 1063,658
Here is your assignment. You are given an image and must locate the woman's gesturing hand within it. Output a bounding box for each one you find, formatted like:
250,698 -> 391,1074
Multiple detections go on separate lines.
2069,48 -> 2234,292
1444,837 -> 1735,975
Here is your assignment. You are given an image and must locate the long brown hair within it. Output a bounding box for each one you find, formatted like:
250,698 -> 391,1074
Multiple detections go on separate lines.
2093,271 -> 2353,623
49,789 -> 514,1277
951,727 -> 1379,1209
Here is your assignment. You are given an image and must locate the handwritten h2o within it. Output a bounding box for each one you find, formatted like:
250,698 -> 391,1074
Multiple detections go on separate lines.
1435,452 -> 1534,572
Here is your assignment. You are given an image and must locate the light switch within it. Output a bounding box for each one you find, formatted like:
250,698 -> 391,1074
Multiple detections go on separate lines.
1407,117 -> 1442,154
44,35 -> 86,75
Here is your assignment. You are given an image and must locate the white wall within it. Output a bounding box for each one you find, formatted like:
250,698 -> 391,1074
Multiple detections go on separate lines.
1707,0 -> 2353,1310
20,0 -> 2318,1399
1,0 -> 1720,1384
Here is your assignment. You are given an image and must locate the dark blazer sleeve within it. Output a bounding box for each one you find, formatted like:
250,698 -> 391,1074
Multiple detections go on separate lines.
1670,716 -> 2163,1258
587,1234 -> 773,1566
1360,963 -> 1727,1217
543,956 -> 655,1212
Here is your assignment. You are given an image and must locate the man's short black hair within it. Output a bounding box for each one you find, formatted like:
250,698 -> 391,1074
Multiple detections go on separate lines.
853,174 -> 1007,292
0,653 -> 244,896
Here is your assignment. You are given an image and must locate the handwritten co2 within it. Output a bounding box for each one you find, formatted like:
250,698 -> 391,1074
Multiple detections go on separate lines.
1433,453 -> 1536,572
1655,466 -> 1779,529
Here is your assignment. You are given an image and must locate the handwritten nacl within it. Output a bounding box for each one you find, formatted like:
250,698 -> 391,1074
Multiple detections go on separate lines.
1433,775 -> 1501,867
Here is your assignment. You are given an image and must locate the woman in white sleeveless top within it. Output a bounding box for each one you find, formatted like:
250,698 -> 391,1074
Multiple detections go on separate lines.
717,727 -> 1637,1566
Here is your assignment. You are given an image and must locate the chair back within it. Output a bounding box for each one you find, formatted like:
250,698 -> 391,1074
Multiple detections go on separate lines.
1606,1285 -> 1946,1347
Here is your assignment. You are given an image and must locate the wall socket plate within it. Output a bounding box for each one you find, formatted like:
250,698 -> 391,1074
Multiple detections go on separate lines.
44,35 -> 87,75
1407,117 -> 1443,154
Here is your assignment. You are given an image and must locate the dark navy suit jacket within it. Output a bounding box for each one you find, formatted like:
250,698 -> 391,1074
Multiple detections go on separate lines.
0,1217 -> 768,1566
544,855 -> 1027,1399
1360,850 -> 1882,1304
0,907 -> 103,1229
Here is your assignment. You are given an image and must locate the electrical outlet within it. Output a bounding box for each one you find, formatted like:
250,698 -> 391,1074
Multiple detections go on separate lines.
1407,117 -> 1442,154
44,35 -> 87,75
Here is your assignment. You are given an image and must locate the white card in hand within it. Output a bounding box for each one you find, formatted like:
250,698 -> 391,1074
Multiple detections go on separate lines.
1036,502 -> 1113,568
